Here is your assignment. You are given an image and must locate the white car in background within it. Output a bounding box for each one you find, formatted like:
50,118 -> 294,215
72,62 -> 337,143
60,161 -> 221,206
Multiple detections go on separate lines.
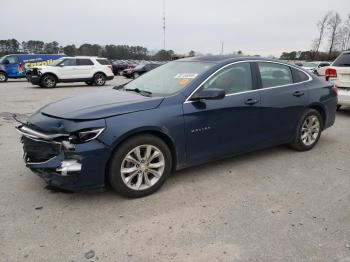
301,61 -> 331,76
325,51 -> 350,109
313,62 -> 331,76
29,56 -> 114,88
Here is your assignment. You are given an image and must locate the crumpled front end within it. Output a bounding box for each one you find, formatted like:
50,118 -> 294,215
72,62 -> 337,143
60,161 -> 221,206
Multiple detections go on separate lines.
16,117 -> 110,191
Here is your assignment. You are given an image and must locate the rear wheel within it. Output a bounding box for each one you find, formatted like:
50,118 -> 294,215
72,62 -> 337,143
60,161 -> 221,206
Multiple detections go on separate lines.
0,72 -> 8,82
290,109 -> 323,151
40,74 -> 57,88
108,135 -> 172,198
93,73 -> 106,86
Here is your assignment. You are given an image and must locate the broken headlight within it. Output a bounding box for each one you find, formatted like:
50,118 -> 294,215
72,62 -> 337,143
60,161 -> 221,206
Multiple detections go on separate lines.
68,128 -> 105,144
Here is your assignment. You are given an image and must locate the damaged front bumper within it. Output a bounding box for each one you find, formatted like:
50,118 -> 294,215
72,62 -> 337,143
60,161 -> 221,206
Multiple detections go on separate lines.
16,124 -> 109,191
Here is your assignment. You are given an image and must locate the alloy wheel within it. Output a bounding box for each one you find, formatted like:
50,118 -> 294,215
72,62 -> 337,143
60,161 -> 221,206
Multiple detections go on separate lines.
120,145 -> 165,191
301,115 -> 320,146
0,73 -> 6,82
95,74 -> 105,85
43,76 -> 55,87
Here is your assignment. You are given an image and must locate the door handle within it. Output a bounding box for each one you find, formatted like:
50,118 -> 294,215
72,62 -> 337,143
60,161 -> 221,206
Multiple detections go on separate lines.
244,98 -> 259,105
293,91 -> 305,97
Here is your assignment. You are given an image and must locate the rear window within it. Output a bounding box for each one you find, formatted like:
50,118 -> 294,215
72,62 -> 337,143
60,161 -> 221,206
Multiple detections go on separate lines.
257,62 -> 293,88
333,53 -> 350,67
291,67 -> 309,83
96,59 -> 111,65
77,59 -> 93,66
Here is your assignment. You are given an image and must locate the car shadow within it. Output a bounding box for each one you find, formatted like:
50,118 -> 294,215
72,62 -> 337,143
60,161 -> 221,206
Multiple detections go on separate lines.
45,144 -> 291,199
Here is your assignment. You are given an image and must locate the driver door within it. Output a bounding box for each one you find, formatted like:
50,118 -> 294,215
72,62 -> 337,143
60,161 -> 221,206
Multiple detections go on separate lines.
183,62 -> 263,163
58,58 -> 78,79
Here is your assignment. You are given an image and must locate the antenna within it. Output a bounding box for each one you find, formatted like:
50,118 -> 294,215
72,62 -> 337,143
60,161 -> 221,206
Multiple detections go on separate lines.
162,0 -> 166,50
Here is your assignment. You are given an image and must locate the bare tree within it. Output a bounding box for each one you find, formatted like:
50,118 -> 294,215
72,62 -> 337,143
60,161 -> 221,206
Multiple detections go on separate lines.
313,11 -> 332,58
327,12 -> 342,57
341,14 -> 350,50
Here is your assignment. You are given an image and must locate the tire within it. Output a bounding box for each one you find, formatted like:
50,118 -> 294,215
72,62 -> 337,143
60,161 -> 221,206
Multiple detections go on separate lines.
0,71 -> 8,82
133,72 -> 140,79
85,81 -> 94,86
108,134 -> 172,198
40,74 -> 57,88
93,73 -> 106,86
289,109 -> 323,151
337,105 -> 342,111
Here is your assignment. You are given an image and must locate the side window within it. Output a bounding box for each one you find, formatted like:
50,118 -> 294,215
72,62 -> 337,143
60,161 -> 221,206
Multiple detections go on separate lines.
291,67 -> 309,83
77,59 -> 93,66
319,63 -> 329,67
202,62 -> 253,95
60,59 -> 77,66
257,62 -> 293,88
5,56 -> 19,64
96,59 -> 111,65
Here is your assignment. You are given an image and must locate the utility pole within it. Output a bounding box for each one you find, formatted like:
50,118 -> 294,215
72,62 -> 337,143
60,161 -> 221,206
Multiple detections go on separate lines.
221,42 -> 224,55
162,0 -> 166,50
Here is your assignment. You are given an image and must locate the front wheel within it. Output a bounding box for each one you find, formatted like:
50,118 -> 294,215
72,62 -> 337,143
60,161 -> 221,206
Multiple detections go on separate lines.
290,109 -> 323,151
108,135 -> 172,198
93,73 -> 106,86
40,74 -> 57,88
0,72 -> 8,82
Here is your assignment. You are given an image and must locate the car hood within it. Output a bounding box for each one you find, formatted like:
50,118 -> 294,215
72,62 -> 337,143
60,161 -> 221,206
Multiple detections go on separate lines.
40,89 -> 164,120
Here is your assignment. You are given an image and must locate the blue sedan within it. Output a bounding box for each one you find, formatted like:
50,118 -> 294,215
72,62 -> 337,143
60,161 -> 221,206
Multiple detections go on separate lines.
16,56 -> 337,197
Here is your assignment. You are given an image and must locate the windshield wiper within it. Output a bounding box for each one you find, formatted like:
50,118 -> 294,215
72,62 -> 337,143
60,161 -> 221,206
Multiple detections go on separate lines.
125,88 -> 152,97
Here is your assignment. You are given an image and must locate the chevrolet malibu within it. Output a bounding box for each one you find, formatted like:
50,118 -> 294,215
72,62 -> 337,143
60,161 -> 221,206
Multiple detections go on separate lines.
16,56 -> 337,198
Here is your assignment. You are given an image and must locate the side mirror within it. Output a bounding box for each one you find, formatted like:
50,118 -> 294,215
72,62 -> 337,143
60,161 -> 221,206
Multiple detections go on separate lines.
2,60 -> 9,65
191,88 -> 226,101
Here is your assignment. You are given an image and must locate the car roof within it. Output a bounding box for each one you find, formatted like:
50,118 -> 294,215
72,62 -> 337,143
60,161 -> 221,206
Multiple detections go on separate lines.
178,55 -> 279,64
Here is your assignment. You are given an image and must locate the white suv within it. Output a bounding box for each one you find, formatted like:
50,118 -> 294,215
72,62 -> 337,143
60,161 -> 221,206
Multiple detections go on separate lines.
30,56 -> 114,88
325,51 -> 350,109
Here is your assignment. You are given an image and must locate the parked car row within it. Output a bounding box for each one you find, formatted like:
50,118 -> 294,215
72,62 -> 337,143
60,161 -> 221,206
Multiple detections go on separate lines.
0,54 -> 115,87
121,62 -> 162,79
110,59 -> 162,76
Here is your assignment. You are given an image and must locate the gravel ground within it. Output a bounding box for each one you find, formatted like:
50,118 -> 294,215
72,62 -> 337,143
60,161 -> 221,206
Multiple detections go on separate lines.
0,78 -> 350,262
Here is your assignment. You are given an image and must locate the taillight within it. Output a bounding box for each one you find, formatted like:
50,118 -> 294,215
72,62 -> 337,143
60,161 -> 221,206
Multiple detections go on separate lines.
325,68 -> 337,81
331,84 -> 338,95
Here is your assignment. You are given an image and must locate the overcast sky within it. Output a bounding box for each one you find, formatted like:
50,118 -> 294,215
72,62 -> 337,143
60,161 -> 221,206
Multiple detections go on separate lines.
1,0 -> 349,56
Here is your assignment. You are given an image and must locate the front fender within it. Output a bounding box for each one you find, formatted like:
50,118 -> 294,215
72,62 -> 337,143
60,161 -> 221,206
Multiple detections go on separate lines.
99,102 -> 186,169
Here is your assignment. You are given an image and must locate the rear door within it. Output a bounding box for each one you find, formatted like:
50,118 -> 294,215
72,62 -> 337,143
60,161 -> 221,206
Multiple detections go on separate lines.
76,58 -> 95,78
183,62 -> 263,162
256,62 -> 309,144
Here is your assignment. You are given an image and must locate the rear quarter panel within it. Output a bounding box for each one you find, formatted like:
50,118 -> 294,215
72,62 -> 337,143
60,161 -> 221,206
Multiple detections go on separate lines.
308,77 -> 337,129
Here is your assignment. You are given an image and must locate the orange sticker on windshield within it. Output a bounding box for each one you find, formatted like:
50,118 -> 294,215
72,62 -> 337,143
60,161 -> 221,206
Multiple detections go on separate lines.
179,78 -> 189,85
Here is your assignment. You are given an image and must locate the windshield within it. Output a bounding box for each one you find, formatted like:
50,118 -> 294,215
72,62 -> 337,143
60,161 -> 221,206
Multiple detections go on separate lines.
124,61 -> 213,95
49,58 -> 66,66
333,53 -> 350,67
303,62 -> 317,67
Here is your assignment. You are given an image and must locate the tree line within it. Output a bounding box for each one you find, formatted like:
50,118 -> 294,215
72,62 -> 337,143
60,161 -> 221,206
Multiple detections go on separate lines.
0,39 -> 178,61
281,11 -> 350,61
